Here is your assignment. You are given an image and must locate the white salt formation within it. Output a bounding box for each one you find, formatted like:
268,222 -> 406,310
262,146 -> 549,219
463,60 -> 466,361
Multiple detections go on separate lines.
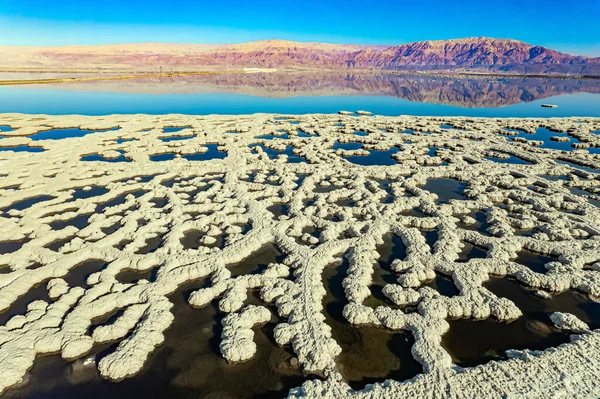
550,312 -> 590,334
0,113 -> 599,397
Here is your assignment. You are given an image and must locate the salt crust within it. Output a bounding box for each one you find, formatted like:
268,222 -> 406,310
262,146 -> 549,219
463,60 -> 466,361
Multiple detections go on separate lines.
0,113 -> 599,397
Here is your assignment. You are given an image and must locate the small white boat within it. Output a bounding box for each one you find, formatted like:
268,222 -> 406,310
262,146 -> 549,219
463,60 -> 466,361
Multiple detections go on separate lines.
541,104 -> 558,108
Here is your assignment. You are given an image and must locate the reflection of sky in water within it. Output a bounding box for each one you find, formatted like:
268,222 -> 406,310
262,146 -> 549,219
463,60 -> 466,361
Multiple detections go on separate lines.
556,160 -> 599,174
502,127 -> 600,153
0,145 -> 44,153
0,86 -> 599,117
343,147 -> 400,166
29,127 -> 118,140
332,142 -> 362,151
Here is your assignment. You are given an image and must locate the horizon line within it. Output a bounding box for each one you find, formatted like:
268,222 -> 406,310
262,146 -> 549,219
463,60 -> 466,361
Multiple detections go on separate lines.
0,36 -> 533,46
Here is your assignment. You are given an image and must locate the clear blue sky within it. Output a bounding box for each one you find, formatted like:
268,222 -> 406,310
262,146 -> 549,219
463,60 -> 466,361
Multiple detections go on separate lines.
1,0 -> 599,55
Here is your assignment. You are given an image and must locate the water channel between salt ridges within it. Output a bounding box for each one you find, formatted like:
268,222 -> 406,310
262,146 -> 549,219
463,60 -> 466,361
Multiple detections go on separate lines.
0,112 -> 600,398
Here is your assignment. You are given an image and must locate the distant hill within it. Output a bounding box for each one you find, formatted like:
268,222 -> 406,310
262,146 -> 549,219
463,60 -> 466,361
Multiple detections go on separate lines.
1,38 -> 599,75
346,38 -> 600,75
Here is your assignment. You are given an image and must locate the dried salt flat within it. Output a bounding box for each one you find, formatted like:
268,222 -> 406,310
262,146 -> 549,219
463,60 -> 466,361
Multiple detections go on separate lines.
0,113 -> 599,398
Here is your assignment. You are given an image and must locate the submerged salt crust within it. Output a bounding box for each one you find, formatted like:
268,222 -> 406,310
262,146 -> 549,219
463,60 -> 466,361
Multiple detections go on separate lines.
0,113 -> 599,398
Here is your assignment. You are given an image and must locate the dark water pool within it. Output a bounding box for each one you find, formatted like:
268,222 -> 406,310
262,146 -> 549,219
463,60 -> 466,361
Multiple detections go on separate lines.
503,127 -> 600,154
29,127 -> 119,141
420,178 -> 467,203
160,135 -> 194,142
81,151 -> 131,163
150,145 -> 226,162
2,195 -> 55,213
4,281 -> 307,399
443,277 -> 600,367
323,255 -> 422,389
0,145 -> 44,153
343,147 -> 399,166
556,160 -> 599,174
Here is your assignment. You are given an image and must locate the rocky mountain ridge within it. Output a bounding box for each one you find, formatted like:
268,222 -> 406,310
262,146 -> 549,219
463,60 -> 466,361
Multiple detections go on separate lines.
1,37 -> 599,75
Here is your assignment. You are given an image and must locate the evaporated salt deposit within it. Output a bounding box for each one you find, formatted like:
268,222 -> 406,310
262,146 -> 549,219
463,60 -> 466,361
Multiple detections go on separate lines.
0,113 -> 600,398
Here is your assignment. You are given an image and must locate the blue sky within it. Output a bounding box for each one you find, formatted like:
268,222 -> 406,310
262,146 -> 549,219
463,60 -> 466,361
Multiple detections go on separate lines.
1,0 -> 599,55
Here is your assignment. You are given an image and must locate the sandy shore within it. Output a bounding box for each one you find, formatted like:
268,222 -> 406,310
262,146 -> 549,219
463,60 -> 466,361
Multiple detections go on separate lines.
0,113 -> 599,398
0,70 -> 249,86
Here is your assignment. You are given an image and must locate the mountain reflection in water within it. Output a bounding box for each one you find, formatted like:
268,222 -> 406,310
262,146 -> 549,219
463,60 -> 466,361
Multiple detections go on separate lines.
50,73 -> 600,108
1,72 -> 599,116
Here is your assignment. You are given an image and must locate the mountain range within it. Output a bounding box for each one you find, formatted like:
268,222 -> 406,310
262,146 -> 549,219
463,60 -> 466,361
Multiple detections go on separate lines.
1,37 -> 599,76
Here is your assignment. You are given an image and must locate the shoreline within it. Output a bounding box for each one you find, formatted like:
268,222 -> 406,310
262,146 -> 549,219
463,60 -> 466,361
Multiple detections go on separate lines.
0,70 -> 240,86
0,68 -> 599,87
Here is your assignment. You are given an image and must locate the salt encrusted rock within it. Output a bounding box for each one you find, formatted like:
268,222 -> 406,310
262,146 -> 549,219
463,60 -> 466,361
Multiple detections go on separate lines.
201,235 -> 217,245
220,305 -> 271,362
0,136 -> 32,148
342,302 -> 378,325
382,285 -> 420,306
92,304 -> 149,343
550,312 -> 590,334
356,110 -> 373,116
338,111 -> 353,115
461,216 -> 476,225
47,279 -> 69,299
97,298 -> 173,381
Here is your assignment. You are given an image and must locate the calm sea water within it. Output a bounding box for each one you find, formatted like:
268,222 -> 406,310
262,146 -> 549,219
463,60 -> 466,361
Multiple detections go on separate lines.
0,73 -> 598,117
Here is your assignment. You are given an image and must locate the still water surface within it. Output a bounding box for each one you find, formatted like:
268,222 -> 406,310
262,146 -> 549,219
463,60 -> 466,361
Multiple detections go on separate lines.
0,73 -> 598,117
